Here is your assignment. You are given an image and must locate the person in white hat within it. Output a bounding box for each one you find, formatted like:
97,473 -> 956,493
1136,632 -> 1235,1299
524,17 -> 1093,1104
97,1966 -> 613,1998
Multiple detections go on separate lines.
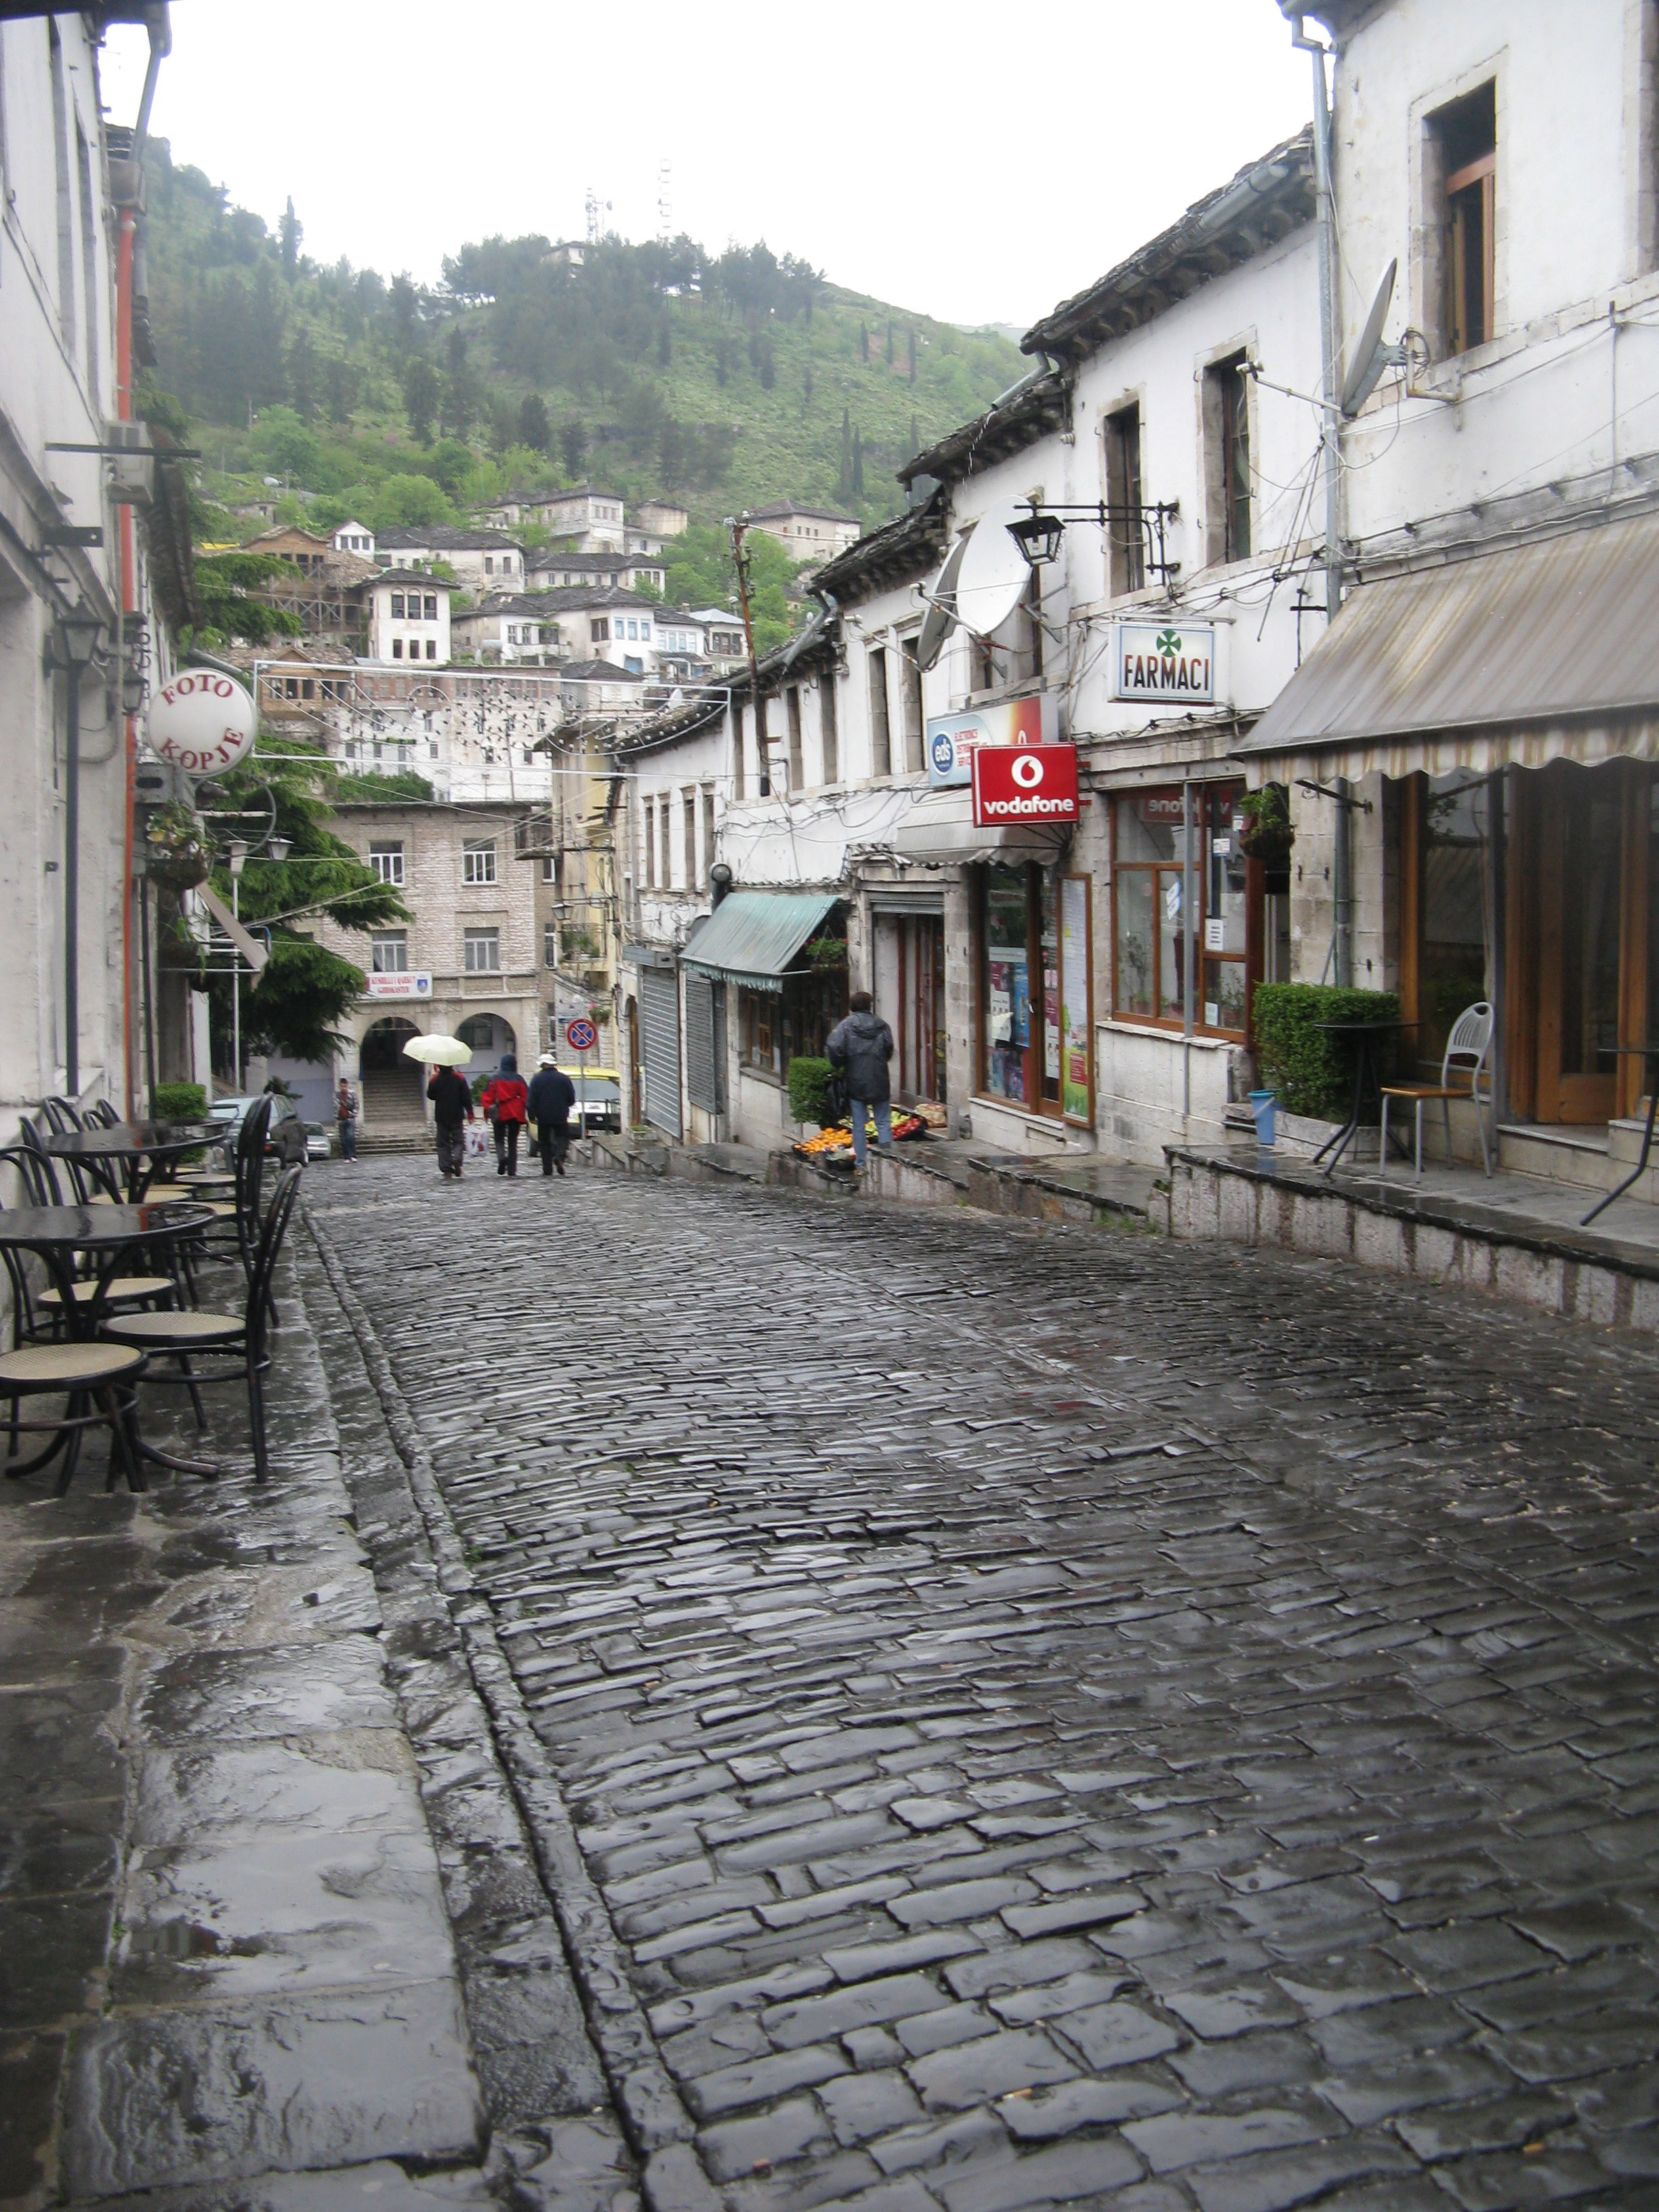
527,1052 -> 577,1177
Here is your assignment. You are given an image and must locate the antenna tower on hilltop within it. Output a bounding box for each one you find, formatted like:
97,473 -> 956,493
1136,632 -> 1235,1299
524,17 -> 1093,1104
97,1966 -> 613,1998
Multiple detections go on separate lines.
657,161 -> 672,243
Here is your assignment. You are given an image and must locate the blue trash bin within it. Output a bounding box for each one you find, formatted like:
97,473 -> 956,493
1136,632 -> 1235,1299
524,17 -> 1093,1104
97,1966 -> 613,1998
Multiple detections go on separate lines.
1248,1089 -> 1277,1146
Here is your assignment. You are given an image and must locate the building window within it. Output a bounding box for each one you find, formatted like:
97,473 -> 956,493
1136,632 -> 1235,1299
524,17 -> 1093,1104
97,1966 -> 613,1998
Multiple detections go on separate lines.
427,640 -> 438,659
462,838 -> 497,885
729,703 -> 745,804
544,924 -> 559,968
485,557 -> 495,576
1103,402 -> 1145,596
391,594 -> 405,618
1204,354 -> 1252,565
643,798 -> 656,888
593,618 -> 609,643
899,641 -> 924,774
464,927 -> 501,972
738,968 -> 844,1081
868,647 -> 892,777
371,930 -> 408,974
701,787 -> 716,887
684,789 -> 697,886
659,794 -> 674,886
1434,81 -> 1496,355
820,674 -> 839,785
369,840 -> 405,886
541,855 -> 558,884
1111,783 -> 1248,1036
392,638 -> 404,659
424,595 -> 438,620
786,686 -> 804,792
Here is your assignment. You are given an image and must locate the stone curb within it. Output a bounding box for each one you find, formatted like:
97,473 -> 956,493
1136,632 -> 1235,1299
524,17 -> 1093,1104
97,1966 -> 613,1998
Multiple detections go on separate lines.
303,1210 -> 708,2207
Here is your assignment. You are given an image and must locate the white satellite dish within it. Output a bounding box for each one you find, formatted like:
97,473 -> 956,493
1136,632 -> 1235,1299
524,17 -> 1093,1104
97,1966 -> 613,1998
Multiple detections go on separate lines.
916,530 -> 970,672
953,495 -> 1032,639
1340,258 -> 1399,417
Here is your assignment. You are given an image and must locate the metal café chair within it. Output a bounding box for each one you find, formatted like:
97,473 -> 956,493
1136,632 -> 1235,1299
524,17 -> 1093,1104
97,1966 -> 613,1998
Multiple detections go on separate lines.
86,1100 -> 122,1128
102,1164 -> 305,1483
0,1339 -> 148,1494
1379,1001 -> 1494,1178
0,1149 -> 180,1344
41,1096 -> 85,1134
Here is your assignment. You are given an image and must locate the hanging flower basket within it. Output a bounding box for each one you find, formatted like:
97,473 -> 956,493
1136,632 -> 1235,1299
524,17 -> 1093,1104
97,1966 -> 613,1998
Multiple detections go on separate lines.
1237,785 -> 1294,867
806,935 -> 848,972
144,802 -> 212,891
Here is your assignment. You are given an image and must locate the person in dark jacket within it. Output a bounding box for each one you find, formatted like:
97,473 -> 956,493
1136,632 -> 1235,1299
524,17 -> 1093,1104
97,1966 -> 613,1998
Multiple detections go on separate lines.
826,991 -> 896,1168
427,1065 -> 474,1179
527,1052 -> 577,1177
480,1054 -> 529,1177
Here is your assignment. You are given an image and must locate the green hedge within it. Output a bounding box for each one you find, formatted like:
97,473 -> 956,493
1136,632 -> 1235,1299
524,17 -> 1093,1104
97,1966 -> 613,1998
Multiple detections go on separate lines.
151,1081 -> 207,1122
1252,983 -> 1401,1120
787,1056 -> 835,1126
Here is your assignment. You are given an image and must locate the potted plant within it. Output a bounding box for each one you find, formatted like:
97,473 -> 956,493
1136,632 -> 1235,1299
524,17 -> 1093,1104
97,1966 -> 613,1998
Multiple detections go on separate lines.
143,800 -> 213,890
1237,783 -> 1294,867
806,936 -> 848,973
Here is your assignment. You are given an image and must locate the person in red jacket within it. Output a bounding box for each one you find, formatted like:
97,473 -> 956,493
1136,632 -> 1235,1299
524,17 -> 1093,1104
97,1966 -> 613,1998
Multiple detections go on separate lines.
479,1054 -> 529,1178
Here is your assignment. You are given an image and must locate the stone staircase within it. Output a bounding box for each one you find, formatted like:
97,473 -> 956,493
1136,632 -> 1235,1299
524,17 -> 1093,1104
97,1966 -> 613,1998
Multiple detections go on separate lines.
359,1070 -> 431,1156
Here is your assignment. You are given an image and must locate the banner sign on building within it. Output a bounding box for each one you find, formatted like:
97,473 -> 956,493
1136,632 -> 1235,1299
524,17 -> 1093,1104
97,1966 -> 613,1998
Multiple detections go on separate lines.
363,971 -> 432,999
971,744 -> 1080,828
926,692 -> 1058,787
1113,622 -> 1216,704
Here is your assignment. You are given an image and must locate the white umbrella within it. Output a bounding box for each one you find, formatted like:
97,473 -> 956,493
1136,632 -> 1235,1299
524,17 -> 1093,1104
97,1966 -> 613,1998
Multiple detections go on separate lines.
402,1033 -> 470,1067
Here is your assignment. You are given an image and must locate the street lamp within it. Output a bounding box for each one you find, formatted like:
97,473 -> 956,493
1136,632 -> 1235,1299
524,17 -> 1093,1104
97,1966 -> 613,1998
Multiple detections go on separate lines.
54,607 -> 106,1099
1008,510 -> 1066,570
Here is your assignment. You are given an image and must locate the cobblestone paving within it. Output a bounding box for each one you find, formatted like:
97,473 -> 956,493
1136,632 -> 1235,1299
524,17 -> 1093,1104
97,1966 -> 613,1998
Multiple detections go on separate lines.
308,1160 -> 1659,2212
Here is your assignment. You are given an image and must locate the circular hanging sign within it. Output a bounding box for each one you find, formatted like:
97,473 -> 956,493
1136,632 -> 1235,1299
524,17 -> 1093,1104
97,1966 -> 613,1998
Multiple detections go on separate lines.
566,1018 -> 597,1052
146,671 -> 258,777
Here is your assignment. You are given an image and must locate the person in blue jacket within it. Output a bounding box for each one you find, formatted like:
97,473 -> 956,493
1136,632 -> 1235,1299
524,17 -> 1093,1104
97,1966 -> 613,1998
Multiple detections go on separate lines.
527,1052 -> 577,1177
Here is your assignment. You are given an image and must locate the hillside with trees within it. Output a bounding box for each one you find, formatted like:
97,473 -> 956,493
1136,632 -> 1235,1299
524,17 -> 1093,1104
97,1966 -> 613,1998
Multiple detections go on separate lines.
141,142 -> 1024,542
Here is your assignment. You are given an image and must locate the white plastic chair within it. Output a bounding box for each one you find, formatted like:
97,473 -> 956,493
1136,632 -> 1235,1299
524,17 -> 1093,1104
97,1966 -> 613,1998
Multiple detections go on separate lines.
1380,1001 -> 1494,1177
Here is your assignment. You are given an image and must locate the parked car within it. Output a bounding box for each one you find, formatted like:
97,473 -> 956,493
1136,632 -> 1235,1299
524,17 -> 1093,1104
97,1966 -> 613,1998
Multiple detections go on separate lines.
209,1092 -> 306,1164
302,1121 -> 333,1163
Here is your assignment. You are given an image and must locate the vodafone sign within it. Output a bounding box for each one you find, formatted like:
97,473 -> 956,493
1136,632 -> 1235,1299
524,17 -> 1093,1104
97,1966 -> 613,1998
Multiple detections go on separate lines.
146,671 -> 258,777
970,743 -> 1080,828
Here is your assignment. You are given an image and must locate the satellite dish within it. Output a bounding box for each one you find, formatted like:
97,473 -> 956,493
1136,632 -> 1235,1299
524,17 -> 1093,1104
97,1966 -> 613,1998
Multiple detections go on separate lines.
1340,258 -> 1399,417
953,495 -> 1032,639
916,530 -> 970,672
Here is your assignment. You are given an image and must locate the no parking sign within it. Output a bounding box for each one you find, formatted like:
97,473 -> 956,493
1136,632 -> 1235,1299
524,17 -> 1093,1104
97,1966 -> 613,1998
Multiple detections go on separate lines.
566,1018 -> 597,1052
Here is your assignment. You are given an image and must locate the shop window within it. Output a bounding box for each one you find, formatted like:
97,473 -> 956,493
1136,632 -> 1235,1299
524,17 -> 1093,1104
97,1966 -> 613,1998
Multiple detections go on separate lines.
1111,784 -> 1250,1036
739,987 -> 781,1077
1400,772 -> 1491,1072
1103,403 -> 1145,596
739,969 -> 846,1082
1432,81 -> 1496,356
977,864 -> 1069,1113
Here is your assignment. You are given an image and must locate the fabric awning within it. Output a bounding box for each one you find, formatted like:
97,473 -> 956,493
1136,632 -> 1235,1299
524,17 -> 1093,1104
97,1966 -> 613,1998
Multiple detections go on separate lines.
1239,510 -> 1659,782
680,890 -> 839,992
886,787 -> 1067,864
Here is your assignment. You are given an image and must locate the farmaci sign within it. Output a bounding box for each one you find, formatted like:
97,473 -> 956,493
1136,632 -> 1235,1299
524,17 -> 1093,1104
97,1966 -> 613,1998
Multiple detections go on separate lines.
1113,623 -> 1216,704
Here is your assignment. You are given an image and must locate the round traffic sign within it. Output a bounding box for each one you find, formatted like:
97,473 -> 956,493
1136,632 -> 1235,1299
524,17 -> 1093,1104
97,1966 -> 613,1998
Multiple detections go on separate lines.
566,1018 -> 597,1052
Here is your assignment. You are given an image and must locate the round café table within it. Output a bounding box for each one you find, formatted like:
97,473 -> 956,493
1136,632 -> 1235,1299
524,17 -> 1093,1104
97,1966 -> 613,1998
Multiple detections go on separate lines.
1310,1019 -> 1418,1176
0,1200 -> 218,1480
41,1122 -> 222,1204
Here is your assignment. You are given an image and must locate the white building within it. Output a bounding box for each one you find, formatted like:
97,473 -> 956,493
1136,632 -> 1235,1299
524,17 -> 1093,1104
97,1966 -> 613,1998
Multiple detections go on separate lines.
525,547 -> 668,594
362,571 -> 455,665
451,594 -> 554,665
0,12 -> 197,1126
745,500 -> 861,563
331,518 -> 375,558
374,525 -> 525,592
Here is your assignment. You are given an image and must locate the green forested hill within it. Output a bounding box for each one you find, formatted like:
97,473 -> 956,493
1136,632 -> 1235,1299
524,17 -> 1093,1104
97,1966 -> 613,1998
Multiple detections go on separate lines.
142,142 -> 1024,537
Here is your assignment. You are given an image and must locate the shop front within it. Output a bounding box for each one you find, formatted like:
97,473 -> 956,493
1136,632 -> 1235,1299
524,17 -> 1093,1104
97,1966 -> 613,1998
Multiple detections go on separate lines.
680,889 -> 847,1147
1242,512 -> 1659,1162
972,862 -> 1094,1132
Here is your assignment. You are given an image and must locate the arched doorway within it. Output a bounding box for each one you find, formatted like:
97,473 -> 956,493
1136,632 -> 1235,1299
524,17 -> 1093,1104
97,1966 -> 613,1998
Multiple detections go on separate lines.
457,1012 -> 516,1078
360,1017 -> 426,1130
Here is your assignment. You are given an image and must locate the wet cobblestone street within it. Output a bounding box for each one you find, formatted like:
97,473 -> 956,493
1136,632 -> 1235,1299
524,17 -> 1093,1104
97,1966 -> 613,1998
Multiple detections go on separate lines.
305,1158 -> 1659,2212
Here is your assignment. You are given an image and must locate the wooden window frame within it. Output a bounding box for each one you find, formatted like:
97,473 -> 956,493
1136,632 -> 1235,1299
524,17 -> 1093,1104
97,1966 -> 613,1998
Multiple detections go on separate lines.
1110,783 -> 1252,1040
1446,148 -> 1496,355
1103,403 -> 1145,597
867,647 -> 892,777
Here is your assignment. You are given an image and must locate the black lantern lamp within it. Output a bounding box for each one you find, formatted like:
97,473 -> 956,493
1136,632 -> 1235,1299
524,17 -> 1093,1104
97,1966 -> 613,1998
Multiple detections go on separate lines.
56,605 -> 106,668
1008,509 -> 1065,569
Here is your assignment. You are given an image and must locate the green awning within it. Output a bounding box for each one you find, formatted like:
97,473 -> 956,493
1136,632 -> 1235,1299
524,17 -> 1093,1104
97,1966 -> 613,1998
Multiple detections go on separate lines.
680,890 -> 839,992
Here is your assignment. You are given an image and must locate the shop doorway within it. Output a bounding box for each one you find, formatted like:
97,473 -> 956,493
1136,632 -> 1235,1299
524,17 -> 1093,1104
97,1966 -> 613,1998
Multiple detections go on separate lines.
896,916 -> 945,1104
1507,762 -> 1643,1126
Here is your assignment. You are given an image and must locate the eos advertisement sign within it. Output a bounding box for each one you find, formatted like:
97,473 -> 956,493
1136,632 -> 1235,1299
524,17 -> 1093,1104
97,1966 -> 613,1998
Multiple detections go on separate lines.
971,744 -> 1080,827
145,672 -> 258,775
926,693 -> 1057,787
1113,622 -> 1216,704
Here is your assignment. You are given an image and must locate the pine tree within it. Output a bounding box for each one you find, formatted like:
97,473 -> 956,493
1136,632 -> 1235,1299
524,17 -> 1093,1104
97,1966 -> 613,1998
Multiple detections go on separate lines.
279,197 -> 302,276
400,356 -> 439,444
838,408 -> 852,504
518,392 -> 550,451
852,426 -> 864,498
907,328 -> 917,385
560,416 -> 588,476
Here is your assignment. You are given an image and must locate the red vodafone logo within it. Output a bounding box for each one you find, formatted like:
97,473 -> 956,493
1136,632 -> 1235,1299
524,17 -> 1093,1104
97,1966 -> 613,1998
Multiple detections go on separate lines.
971,743 -> 1080,828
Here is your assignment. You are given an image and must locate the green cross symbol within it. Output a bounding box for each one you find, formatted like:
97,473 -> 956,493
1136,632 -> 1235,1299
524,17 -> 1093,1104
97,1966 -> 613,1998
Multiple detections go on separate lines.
1155,629 -> 1181,655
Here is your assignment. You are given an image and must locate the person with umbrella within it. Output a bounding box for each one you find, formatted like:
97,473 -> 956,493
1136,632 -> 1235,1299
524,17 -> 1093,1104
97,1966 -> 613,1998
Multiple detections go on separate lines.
402,1034 -> 474,1179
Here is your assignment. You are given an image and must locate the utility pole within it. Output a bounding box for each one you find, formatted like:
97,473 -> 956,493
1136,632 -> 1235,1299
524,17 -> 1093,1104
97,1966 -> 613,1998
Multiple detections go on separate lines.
728,515 -> 770,797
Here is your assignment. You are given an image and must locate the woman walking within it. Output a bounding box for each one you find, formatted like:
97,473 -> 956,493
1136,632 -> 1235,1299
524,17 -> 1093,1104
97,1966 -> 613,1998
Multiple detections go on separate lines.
480,1054 -> 529,1178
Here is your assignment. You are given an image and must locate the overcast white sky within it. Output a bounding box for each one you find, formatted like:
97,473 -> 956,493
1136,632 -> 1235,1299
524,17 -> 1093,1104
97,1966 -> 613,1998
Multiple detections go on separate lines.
101,1 -> 1311,331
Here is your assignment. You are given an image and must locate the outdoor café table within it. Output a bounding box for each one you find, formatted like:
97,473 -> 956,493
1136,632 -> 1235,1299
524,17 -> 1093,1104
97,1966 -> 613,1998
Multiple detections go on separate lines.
1311,1018 -> 1417,1176
41,1120 -> 221,1203
1581,1044 -> 1659,1225
0,1200 -> 218,1478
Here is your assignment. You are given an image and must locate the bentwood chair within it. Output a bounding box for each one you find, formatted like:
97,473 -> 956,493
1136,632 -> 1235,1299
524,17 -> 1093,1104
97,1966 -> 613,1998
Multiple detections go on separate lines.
102,1164 -> 305,1482
0,1150 -> 180,1346
1380,1002 -> 1494,1178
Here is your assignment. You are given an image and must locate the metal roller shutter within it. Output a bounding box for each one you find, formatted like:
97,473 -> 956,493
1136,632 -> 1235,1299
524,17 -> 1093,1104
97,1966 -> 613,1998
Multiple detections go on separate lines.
639,966 -> 682,1138
684,975 -> 724,1118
